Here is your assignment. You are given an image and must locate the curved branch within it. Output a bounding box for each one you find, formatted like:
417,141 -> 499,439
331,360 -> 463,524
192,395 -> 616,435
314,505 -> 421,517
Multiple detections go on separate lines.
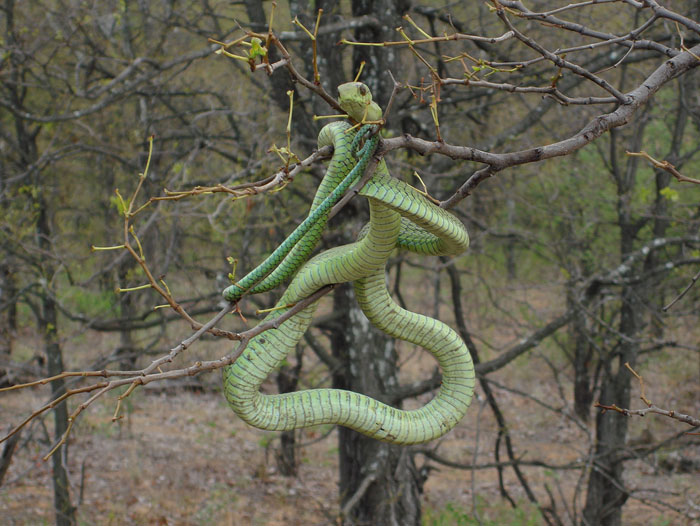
0,47 -> 216,123
376,44 -> 700,207
0,284 -> 336,452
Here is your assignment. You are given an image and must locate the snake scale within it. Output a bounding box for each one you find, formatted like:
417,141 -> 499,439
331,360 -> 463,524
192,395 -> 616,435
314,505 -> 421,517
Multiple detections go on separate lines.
221,82 -> 475,444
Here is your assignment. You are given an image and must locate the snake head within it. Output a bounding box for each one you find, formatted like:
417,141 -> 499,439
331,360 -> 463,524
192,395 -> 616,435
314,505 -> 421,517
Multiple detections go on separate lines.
338,82 -> 383,124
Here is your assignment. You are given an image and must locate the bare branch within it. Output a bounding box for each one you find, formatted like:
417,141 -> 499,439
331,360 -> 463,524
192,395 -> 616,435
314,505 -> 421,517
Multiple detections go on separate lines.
152,145 -> 333,202
664,266 -> 700,311
496,0 -> 676,57
495,7 -> 630,104
475,312 -> 574,375
0,47 -> 217,123
641,0 -> 700,35
414,448 -> 584,471
594,362 -> 700,429
441,77 -> 618,105
627,150 -> 700,184
0,284 -> 336,452
594,401 -> 700,428
374,44 -> 700,207
277,15 -> 380,41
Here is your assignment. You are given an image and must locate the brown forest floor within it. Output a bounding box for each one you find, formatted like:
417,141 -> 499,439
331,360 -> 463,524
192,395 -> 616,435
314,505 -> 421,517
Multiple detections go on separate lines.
2,348 -> 699,526
1,285 -> 699,526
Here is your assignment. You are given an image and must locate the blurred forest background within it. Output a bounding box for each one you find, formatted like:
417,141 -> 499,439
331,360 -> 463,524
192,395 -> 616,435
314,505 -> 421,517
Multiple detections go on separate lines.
1,1 -> 699,525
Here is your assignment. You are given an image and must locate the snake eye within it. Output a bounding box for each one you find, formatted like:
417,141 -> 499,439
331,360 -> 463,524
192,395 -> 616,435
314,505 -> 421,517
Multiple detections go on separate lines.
359,84 -> 367,96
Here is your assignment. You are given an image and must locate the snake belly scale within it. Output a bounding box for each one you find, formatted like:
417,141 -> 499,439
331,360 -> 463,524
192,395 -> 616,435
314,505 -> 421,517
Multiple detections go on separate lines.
222,83 -> 475,445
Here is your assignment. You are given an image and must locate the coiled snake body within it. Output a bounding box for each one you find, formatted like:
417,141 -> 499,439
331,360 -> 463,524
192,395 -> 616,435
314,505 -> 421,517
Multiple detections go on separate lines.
222,83 -> 474,444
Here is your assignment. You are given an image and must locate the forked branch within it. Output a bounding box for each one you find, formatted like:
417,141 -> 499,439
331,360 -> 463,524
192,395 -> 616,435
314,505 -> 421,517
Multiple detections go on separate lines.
595,363 -> 700,431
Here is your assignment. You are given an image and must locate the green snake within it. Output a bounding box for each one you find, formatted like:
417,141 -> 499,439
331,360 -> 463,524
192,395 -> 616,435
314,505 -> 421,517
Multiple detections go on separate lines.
221,82 -> 475,444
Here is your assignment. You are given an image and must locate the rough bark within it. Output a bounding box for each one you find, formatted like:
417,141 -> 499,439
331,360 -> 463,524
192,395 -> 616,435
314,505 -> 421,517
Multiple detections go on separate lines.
275,346 -> 303,477
583,74 -> 693,525
327,2 -> 423,524
37,202 -> 76,526
581,122 -> 648,526
331,283 -> 421,526
351,0 -> 410,106
4,2 -> 75,515
0,429 -> 20,486
0,263 -> 16,387
569,286 -> 594,423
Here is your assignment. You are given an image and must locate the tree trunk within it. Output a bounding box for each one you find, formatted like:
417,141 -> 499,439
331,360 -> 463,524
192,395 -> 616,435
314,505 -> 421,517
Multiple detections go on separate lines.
6,4 -> 76,511
43,296 -> 76,526
0,428 -> 21,487
351,0 -> 410,106
582,385 -> 630,526
243,0 -> 421,518
0,263 -> 17,387
330,3 -> 422,523
582,126 -> 647,526
331,284 -> 421,526
116,262 -> 138,370
37,203 -> 76,526
581,290 -> 638,526
568,286 -> 594,423
275,346 -> 303,476
585,77 -> 687,524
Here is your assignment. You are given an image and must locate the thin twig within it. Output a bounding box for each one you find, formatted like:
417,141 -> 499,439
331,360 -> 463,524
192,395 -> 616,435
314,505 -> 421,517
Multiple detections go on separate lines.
594,401 -> 700,428
594,362 -> 700,429
340,470 -> 378,519
339,29 -> 515,47
0,284 -> 337,453
625,362 -> 651,406
663,266 -> 700,311
627,150 -> 700,184
140,304 -> 233,376
495,7 -> 630,104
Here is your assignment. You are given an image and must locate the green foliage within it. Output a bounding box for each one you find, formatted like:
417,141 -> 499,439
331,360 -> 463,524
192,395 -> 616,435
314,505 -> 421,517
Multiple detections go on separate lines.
659,186 -> 679,202
652,515 -> 676,526
191,483 -> 238,524
423,498 -> 542,526
17,184 -> 39,200
60,286 -> 118,317
257,433 -> 275,448
248,37 -> 268,59
423,502 -> 473,526
109,193 -> 129,217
